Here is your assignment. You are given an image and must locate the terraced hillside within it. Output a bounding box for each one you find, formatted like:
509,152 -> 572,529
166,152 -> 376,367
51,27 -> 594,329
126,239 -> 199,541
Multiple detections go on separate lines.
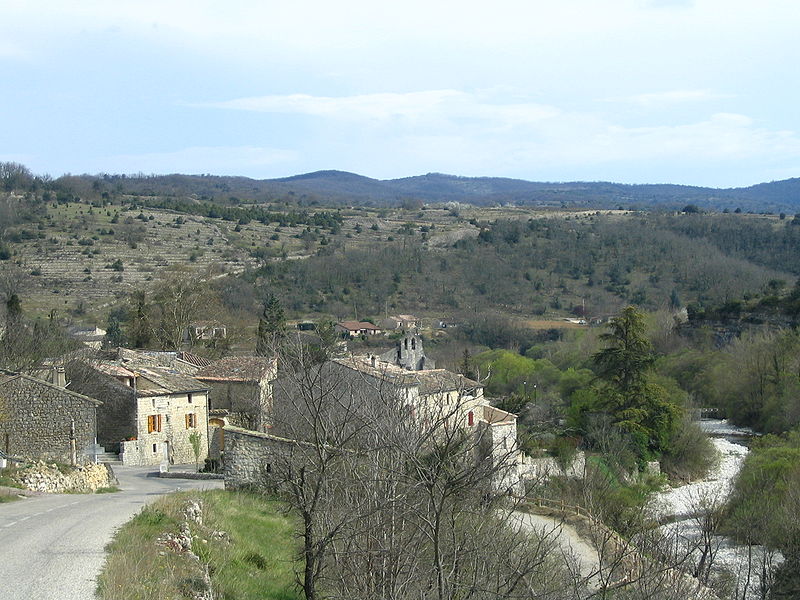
2,197 -> 483,320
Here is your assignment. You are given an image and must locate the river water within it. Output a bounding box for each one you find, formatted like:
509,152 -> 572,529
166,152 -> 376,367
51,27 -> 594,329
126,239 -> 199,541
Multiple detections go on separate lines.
650,419 -> 781,599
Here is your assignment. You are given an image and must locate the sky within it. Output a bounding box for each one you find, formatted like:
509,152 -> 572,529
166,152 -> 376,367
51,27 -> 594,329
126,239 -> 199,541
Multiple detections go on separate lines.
2,0 -> 800,187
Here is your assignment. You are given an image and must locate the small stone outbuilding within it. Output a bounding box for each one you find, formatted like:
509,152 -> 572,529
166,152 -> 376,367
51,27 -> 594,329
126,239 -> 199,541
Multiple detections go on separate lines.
0,369 -> 101,465
195,356 -> 277,460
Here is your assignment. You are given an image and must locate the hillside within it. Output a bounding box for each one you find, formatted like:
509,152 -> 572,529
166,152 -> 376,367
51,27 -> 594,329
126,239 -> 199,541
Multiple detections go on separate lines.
41,169 -> 800,212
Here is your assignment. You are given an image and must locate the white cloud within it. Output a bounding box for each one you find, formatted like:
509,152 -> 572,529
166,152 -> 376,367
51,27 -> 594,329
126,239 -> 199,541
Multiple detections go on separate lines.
276,95 -> 800,184
85,146 -> 298,176
200,90 -> 561,128
201,91 -> 800,166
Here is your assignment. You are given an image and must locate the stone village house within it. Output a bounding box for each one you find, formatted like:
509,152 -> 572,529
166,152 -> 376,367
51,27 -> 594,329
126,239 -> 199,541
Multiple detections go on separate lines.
225,334 -> 522,493
193,356 -> 277,461
66,359 -> 209,467
0,367 -> 101,465
65,349 -> 280,467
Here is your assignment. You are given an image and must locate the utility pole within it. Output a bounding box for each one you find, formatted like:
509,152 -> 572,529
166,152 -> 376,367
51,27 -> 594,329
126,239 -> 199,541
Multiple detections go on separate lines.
69,419 -> 77,466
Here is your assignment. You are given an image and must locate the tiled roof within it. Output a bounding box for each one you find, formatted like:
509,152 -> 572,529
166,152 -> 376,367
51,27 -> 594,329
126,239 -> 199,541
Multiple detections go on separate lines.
0,370 -> 102,406
414,370 -> 482,395
116,348 -> 204,373
332,356 -> 482,395
195,356 -> 277,383
177,352 -> 212,368
135,366 -> 208,396
96,363 -> 137,379
337,321 -> 381,331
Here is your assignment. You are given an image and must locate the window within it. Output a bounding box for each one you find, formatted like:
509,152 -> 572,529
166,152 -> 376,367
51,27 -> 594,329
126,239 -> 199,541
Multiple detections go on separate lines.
152,444 -> 157,453
468,411 -> 474,427
187,393 -> 193,404
147,414 -> 162,433
185,413 -> 197,429
411,338 -> 416,350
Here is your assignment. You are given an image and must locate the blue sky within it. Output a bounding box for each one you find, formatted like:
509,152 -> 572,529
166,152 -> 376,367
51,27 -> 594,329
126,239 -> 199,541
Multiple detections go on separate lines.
2,0 -> 800,187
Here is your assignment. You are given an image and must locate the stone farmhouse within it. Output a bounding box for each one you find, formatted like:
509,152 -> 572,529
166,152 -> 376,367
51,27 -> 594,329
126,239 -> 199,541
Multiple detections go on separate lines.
334,320 -> 383,338
66,357 -> 209,467
186,321 -> 228,342
380,314 -> 420,331
68,325 -> 107,350
0,367 -> 101,465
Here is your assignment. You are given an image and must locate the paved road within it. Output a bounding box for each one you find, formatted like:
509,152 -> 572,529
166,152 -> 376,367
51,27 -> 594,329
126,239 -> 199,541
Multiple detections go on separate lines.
511,511 -> 601,590
0,465 -> 224,600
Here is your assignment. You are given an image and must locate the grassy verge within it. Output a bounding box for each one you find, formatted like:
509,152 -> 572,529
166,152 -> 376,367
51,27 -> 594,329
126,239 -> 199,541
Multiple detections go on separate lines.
0,491 -> 21,503
98,490 -> 301,600
0,469 -> 24,489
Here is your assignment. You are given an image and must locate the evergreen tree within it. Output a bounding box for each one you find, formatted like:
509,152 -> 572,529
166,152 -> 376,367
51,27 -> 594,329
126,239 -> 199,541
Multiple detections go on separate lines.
459,348 -> 476,380
256,293 -> 286,356
128,290 -> 152,348
575,306 -> 681,461
593,305 -> 654,395
105,314 -> 125,349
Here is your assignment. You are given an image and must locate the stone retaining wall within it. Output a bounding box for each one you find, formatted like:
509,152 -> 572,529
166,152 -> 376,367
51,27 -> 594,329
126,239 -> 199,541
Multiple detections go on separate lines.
519,451 -> 586,481
11,461 -> 117,493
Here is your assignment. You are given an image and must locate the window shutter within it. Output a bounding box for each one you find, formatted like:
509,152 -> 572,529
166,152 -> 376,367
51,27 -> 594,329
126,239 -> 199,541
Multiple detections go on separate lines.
185,414 -> 190,429
147,415 -> 154,433
157,414 -> 162,432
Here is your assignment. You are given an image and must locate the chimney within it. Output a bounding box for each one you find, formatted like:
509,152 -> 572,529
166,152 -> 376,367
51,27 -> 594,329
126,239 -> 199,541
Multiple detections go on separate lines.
52,366 -> 66,388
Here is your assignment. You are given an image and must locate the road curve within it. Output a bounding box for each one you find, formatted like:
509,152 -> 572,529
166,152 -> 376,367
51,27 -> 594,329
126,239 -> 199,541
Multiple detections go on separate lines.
0,465 -> 223,600
511,510 -> 601,589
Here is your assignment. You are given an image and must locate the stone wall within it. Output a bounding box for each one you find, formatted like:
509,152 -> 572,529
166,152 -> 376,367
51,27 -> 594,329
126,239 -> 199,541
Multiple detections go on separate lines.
518,451 -> 586,482
223,426 -> 298,490
125,392 -> 209,466
477,418 -> 524,494
205,381 -> 265,430
0,374 -> 99,464
66,360 -> 137,452
11,461 -> 117,493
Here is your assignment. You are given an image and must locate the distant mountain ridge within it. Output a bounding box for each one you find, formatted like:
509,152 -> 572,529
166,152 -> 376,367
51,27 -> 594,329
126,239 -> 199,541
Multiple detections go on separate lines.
59,170 -> 800,212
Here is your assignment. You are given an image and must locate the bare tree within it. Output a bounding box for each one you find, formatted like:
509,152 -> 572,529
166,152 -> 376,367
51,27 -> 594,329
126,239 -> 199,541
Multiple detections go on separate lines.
262,333 -> 571,600
151,267 -> 210,350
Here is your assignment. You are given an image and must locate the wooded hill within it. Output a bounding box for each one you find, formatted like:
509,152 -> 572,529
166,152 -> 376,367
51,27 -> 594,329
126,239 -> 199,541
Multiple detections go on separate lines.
47,170 -> 800,213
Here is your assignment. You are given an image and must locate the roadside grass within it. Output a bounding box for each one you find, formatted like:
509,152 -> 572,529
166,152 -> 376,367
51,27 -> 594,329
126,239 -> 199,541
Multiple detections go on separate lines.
98,490 -> 301,600
0,490 -> 20,503
0,470 -> 24,489
94,486 -> 120,494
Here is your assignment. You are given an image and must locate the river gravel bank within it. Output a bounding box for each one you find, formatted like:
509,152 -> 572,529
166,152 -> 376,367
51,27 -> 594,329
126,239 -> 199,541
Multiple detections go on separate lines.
650,420 -> 781,599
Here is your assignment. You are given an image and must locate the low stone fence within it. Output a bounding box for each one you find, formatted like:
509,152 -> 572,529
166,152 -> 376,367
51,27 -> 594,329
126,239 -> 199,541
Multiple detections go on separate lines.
223,426 -> 301,490
120,439 -> 153,466
518,450 -> 586,481
10,461 -> 117,493
157,471 -> 224,480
